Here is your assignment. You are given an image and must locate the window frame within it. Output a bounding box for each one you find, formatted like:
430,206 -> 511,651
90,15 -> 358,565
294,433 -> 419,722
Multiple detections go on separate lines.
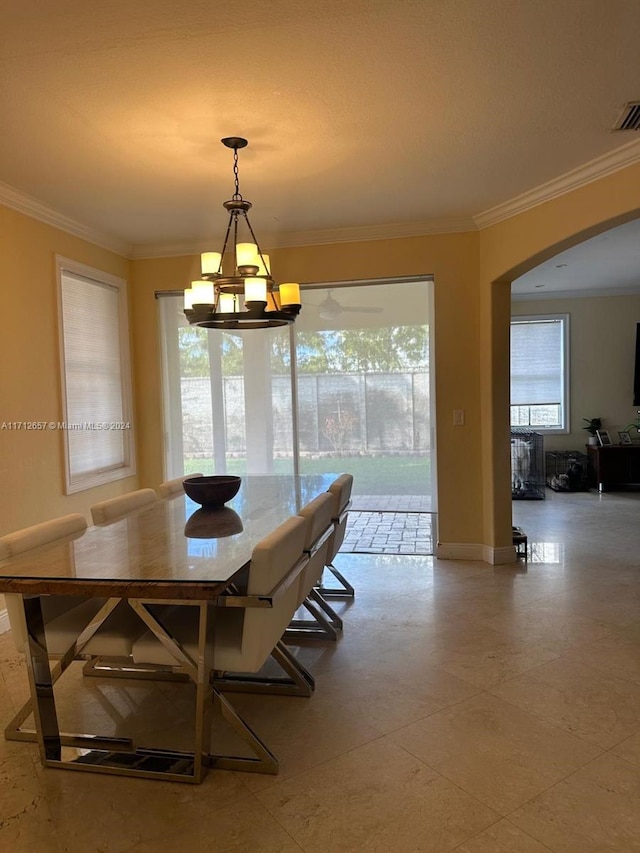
510,313 -> 570,434
56,256 -> 136,493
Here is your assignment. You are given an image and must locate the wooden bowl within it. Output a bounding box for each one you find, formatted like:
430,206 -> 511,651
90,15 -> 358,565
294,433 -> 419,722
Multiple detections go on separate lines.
182,475 -> 241,508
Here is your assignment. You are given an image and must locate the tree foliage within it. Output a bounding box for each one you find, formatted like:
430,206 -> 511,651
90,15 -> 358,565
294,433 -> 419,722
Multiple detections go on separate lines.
178,328 -> 244,376
178,328 -> 209,377
325,326 -> 428,373
178,325 -> 428,377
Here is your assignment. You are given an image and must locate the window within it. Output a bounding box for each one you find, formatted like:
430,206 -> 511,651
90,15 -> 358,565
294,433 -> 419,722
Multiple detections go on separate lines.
56,257 -> 135,493
510,315 -> 569,432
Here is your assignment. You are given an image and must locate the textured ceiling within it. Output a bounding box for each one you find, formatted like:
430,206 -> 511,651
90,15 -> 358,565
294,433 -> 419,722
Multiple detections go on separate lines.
512,218 -> 640,299
1,0 -> 640,289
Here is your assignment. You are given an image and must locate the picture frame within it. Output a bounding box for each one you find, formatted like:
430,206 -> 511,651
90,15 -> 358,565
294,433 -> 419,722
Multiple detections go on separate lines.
596,430 -> 612,446
618,430 -> 633,445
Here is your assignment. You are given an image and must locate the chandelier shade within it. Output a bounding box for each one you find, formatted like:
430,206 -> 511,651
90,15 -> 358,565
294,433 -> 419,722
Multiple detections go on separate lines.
183,137 -> 301,330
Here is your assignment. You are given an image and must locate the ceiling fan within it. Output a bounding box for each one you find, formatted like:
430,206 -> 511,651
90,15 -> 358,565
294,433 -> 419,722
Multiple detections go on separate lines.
307,290 -> 383,320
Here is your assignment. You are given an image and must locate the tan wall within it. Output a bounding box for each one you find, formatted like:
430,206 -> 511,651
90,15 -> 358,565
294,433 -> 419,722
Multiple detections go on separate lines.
0,206 -> 136,535
1,159 -> 639,560
512,294 -> 640,450
130,232 -> 484,549
127,163 -> 640,559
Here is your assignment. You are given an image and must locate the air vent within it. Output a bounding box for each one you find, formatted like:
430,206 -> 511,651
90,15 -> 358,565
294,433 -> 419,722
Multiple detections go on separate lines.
613,101 -> 640,131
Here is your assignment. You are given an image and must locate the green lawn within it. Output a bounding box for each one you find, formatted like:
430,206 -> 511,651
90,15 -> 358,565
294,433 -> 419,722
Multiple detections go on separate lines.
186,454 -> 431,495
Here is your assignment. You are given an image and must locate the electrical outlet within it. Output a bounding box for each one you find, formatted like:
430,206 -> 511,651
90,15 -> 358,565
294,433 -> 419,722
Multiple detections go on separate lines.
453,409 -> 465,426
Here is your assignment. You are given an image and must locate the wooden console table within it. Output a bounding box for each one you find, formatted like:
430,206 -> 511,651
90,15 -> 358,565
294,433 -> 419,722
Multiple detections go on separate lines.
586,445 -> 640,492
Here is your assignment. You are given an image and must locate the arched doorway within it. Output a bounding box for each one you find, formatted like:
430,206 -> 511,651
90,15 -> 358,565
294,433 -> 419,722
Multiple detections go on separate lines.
480,183 -> 640,561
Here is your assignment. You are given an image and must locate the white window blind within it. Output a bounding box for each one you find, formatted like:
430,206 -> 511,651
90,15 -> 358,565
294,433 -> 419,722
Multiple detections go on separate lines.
57,258 -> 135,492
510,315 -> 569,431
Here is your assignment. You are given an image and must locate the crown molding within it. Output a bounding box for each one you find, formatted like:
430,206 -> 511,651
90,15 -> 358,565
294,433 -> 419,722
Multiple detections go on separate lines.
474,138 -> 640,230
512,284 -> 640,301
4,136 -> 640,258
0,180 -> 132,257
130,217 -> 476,259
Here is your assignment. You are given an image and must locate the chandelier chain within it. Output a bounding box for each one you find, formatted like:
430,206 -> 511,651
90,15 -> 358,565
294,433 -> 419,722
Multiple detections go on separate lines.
232,147 -> 242,200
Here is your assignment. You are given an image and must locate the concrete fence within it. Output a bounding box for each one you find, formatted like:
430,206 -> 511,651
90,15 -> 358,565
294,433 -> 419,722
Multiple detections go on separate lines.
181,371 -> 430,459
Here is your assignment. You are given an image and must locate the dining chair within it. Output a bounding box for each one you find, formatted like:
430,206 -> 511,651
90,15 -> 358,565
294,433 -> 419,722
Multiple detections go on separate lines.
1,513 -> 148,745
317,473 -> 355,598
1,513 -> 89,654
286,492 -> 343,641
90,488 -> 157,524
1,513 -> 87,557
0,513 -> 162,743
131,514 -> 311,773
158,473 -> 203,499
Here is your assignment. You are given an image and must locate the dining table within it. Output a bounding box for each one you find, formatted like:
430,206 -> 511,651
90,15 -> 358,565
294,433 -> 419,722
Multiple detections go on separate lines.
0,473 -> 337,783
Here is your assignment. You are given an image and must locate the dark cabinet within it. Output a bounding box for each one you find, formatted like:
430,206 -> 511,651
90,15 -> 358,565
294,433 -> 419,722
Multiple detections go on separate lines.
586,445 -> 640,492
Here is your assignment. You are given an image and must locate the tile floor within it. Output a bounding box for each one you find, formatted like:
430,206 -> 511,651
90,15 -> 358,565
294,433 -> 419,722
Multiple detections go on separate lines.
2,489 -> 640,852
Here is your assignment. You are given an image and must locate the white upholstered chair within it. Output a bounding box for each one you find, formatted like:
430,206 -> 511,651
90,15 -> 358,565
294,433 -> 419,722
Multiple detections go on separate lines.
287,492 -> 343,640
90,488 -> 157,524
317,473 -> 355,598
297,492 -> 335,602
1,513 -> 89,654
132,515 -> 311,773
1,513 -> 86,558
1,513 -> 151,744
158,474 -> 203,499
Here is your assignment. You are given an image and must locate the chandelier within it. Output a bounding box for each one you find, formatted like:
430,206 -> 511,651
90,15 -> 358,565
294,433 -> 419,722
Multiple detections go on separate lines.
184,137 -> 301,330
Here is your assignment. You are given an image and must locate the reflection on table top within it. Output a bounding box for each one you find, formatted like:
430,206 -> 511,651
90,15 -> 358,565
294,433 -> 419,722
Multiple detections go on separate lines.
0,474 -> 337,600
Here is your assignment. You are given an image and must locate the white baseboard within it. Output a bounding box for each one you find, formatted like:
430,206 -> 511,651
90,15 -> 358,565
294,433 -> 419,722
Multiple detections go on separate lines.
482,545 -> 518,565
0,607 -> 10,635
436,542 -> 484,561
436,542 -> 517,565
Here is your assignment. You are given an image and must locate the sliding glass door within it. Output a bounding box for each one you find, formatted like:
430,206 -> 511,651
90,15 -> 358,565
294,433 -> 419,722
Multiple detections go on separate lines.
158,277 -> 434,509
294,280 -> 433,509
